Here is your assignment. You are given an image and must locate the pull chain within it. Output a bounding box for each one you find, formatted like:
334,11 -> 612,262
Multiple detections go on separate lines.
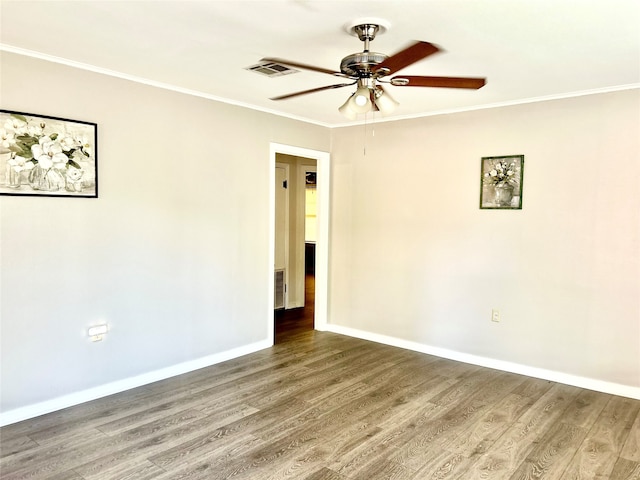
363,112 -> 368,156
363,110 -> 376,156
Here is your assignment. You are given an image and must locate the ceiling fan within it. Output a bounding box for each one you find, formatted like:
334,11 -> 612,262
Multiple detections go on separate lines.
262,21 -> 486,119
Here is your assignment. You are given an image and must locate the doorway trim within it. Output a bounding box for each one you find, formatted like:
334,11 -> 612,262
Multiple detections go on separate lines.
274,161 -> 290,309
269,143 -> 330,341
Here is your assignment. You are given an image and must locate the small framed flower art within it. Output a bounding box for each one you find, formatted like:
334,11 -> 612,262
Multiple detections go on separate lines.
480,154 -> 524,209
0,110 -> 97,198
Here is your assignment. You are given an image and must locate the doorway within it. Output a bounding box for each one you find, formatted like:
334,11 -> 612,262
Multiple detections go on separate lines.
269,143 -> 329,344
274,161 -> 317,342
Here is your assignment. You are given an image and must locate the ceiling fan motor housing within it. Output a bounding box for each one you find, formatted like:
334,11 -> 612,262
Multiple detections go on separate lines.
340,52 -> 388,77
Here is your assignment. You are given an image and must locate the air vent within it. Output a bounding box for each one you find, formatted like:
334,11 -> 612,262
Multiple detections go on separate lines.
246,61 -> 299,77
274,269 -> 285,309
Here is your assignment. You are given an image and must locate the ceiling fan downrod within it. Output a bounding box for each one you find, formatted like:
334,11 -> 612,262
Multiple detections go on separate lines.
353,24 -> 379,52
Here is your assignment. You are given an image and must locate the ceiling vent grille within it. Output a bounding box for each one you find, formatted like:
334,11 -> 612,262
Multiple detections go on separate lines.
246,61 -> 299,77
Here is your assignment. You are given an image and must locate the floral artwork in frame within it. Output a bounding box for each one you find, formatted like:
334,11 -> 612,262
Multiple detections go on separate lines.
0,110 -> 97,198
480,155 -> 524,209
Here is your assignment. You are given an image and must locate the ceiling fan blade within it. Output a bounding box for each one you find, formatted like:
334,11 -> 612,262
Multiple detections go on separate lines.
270,83 -> 355,101
391,75 -> 486,89
372,41 -> 441,75
261,57 -> 347,77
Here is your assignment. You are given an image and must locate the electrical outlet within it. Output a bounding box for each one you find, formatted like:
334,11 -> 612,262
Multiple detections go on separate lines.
491,309 -> 500,323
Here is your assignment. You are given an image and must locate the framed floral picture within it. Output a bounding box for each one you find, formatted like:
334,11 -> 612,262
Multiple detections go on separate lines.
480,155 -> 524,209
0,110 -> 97,197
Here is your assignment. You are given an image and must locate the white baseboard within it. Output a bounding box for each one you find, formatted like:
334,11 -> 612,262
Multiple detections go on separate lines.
325,324 -> 640,401
0,339 -> 272,427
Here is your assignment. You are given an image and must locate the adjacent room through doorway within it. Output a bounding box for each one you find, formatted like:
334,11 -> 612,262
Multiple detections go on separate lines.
274,154 -> 317,343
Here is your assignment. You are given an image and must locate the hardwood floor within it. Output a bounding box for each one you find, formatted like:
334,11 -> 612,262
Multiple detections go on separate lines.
275,273 -> 315,343
2,329 -> 639,479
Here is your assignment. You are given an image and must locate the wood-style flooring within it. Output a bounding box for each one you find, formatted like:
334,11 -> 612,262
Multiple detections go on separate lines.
2,314 -> 639,478
275,273 -> 315,343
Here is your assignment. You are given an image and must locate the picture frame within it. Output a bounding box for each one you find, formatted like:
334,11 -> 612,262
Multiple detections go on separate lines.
0,110 -> 97,198
480,154 -> 524,209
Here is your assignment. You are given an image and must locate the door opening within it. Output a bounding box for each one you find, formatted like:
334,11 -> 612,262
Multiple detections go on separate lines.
269,143 -> 329,344
274,156 -> 316,342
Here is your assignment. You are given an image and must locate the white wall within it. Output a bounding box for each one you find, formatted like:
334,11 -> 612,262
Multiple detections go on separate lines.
0,52 -> 329,420
329,89 -> 640,394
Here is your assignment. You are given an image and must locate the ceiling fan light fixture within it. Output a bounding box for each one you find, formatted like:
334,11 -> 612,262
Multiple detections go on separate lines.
354,92 -> 369,107
351,85 -> 372,113
338,94 -> 358,120
373,88 -> 399,116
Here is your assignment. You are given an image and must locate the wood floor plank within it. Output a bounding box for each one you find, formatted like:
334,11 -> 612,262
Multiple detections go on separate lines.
192,430 -> 321,480
325,372 -> 464,477
391,371 -> 526,471
427,367 -> 501,407
0,427 -> 109,475
509,421 -> 588,479
84,459 -> 166,480
71,409 -> 226,479
608,458 -> 640,480
459,383 -> 581,479
186,366 -> 314,415
39,471 -> 85,480
0,435 -> 38,459
96,406 -> 209,436
352,459 -> 418,480
411,446 -> 478,479
146,434 -> 266,480
255,357 -> 447,448
3,399 -> 263,478
328,401 -> 445,478
250,356 -> 395,409
147,398 -> 308,471
256,446 -> 338,480
512,377 -> 555,400
621,406 -> 640,462
419,356 -> 483,380
561,395 -> 640,479
237,362 -> 447,478
357,374 -> 459,432
303,467 -> 346,480
445,392 -> 534,458
561,389 -> 611,429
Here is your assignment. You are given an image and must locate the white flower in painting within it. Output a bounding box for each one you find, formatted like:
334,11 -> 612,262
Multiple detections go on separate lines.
483,158 -> 520,188
7,155 -> 33,172
0,128 -> 17,148
60,135 -> 79,152
4,117 -> 27,135
31,136 -> 68,170
27,121 -> 46,137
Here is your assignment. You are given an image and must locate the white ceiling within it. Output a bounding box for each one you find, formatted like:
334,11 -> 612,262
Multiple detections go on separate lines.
1,0 -> 639,126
